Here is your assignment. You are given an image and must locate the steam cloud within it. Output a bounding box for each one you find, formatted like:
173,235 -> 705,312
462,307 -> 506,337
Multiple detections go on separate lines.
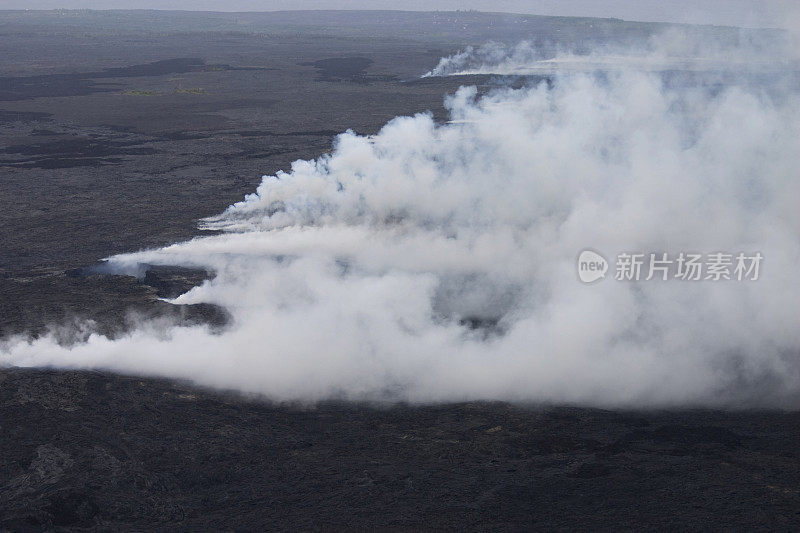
2,31 -> 799,407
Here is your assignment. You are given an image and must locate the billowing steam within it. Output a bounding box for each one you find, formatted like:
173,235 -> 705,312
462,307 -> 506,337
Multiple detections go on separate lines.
2,31 -> 799,407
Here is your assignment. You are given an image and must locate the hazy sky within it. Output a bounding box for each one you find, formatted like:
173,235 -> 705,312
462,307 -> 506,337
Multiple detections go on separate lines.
2,1 -> 798,30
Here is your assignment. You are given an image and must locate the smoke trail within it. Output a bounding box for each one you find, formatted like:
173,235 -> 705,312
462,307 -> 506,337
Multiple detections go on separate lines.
423,28 -> 798,76
2,32 -> 799,407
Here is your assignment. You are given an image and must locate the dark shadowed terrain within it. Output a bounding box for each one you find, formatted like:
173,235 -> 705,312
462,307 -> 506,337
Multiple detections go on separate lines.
1,10 -> 799,530
2,368 -> 800,530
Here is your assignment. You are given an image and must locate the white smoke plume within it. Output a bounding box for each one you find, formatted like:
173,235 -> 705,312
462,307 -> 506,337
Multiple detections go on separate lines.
424,28 -> 798,76
2,32 -> 799,408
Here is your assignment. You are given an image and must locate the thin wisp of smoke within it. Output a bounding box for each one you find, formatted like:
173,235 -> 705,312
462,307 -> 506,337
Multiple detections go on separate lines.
2,31 -> 799,407
423,28 -> 799,76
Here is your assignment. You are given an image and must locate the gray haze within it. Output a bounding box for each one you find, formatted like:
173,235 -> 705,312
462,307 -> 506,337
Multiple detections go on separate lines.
2,1 -> 798,30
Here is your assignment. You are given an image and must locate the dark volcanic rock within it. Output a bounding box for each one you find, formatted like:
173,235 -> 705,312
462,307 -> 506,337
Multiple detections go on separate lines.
0,58 -> 205,101
141,265 -> 214,299
1,370 -> 799,530
0,273 -> 228,340
305,57 -> 397,84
